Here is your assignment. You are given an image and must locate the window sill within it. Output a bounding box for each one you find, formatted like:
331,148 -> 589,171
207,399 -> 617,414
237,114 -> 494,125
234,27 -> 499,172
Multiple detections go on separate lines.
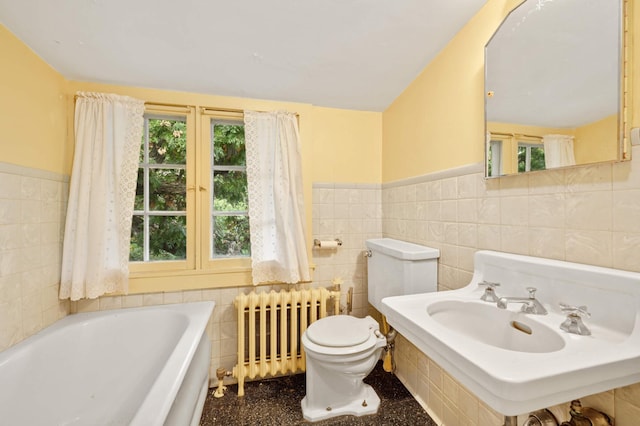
125,263 -> 317,294
128,266 -> 253,293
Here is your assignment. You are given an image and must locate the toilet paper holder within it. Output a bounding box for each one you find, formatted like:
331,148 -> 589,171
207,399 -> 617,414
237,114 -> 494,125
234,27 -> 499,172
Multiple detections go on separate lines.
313,238 -> 343,248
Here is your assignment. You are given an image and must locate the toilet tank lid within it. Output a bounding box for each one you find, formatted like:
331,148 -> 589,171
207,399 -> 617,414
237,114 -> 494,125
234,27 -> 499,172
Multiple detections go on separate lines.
366,238 -> 439,260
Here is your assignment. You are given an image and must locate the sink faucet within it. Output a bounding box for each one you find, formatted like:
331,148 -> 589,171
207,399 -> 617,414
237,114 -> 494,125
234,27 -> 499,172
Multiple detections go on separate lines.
478,281 -> 500,302
559,303 -> 591,336
497,287 -> 548,315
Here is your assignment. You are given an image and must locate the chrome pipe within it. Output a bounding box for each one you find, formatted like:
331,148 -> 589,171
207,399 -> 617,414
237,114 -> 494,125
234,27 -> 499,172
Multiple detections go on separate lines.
504,415 -> 518,426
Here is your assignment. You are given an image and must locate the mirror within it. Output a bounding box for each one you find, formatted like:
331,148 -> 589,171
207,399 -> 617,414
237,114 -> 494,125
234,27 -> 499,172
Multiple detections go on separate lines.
484,0 -> 626,178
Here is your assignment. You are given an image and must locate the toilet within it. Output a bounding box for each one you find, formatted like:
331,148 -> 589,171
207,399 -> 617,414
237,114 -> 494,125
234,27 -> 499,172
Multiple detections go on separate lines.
301,238 -> 439,422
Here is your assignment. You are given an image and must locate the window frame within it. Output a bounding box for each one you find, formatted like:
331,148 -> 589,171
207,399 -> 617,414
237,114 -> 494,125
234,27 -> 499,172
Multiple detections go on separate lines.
130,105 -> 196,274
199,109 -> 252,272
129,105 -> 251,283
209,118 -> 250,260
517,139 -> 545,173
128,104 -> 312,292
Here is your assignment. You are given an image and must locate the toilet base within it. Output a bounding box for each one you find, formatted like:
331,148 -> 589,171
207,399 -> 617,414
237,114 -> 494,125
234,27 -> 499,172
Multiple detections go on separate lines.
300,383 -> 381,422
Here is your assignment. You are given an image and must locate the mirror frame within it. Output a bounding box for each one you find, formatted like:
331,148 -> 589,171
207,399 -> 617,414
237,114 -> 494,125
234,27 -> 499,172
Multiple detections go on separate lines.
483,0 -> 630,178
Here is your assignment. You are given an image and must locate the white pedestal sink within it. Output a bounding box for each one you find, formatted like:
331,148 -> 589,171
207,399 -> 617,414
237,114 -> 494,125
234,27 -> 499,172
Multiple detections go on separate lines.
380,250 -> 640,416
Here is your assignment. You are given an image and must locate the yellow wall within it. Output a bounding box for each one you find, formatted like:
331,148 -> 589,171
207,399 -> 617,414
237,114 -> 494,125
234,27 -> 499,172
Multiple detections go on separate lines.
0,20 -> 383,187
64,83 -> 382,184
63,81 -> 381,291
311,106 -> 382,183
0,25 -> 69,174
574,114 -> 619,164
382,0 -> 519,182
382,0 -> 637,181
0,19 -> 383,293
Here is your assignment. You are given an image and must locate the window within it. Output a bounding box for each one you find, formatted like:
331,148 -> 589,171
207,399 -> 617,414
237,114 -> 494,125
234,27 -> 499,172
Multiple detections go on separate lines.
131,115 -> 188,262
517,141 -> 545,173
130,106 -> 252,284
210,120 -> 250,258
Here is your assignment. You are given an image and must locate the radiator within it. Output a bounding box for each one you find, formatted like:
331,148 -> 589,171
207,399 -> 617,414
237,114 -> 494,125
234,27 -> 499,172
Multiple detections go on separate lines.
232,287 -> 341,396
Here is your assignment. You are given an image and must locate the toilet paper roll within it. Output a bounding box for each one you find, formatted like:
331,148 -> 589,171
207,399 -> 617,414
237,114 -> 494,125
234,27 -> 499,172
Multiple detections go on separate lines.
316,240 -> 339,249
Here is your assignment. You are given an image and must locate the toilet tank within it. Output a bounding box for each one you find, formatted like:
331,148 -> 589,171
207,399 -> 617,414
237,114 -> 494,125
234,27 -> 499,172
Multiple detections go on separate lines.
366,238 -> 439,312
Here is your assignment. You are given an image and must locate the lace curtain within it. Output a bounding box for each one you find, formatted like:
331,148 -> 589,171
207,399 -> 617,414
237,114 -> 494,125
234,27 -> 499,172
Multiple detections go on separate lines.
244,110 -> 310,285
543,134 -> 576,169
59,92 -> 145,300
486,131 -> 503,177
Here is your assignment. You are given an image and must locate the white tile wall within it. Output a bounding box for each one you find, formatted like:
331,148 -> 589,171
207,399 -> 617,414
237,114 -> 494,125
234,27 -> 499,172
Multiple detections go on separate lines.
0,163 -> 69,351
382,148 -> 640,425
395,331 -> 640,426
312,182 -> 383,317
1,177 -> 382,388
383,154 -> 640,293
5,156 -> 638,423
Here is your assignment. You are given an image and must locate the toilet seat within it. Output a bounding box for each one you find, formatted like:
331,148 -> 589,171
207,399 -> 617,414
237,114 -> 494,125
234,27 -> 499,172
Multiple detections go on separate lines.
303,316 -> 385,356
306,315 -> 374,347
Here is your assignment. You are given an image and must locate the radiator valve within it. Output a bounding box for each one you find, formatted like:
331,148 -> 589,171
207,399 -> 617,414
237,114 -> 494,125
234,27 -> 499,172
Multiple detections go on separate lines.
331,277 -> 343,291
213,367 -> 232,398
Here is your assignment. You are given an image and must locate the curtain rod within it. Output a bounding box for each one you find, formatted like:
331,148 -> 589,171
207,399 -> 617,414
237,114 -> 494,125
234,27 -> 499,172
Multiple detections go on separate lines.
490,131 -> 542,140
73,96 -> 298,116
73,95 -> 191,108
200,106 -> 299,117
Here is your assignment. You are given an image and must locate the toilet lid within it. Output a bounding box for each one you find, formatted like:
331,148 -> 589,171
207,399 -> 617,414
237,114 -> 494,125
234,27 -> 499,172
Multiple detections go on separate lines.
305,316 -> 373,347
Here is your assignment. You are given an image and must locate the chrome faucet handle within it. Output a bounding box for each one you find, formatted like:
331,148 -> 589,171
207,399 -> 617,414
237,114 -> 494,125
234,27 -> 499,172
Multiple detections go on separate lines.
559,303 -> 591,318
559,303 -> 591,335
526,287 -> 538,299
478,281 -> 500,302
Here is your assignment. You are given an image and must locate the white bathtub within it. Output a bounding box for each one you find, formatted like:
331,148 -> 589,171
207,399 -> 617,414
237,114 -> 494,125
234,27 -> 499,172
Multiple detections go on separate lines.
0,301 -> 214,426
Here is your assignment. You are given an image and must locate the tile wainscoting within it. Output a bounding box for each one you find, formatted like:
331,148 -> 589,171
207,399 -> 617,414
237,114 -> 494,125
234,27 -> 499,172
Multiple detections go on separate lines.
4,159 -> 638,423
395,333 -> 640,426
312,182 -> 383,318
382,156 -> 640,292
0,162 -> 69,351
381,152 -> 640,425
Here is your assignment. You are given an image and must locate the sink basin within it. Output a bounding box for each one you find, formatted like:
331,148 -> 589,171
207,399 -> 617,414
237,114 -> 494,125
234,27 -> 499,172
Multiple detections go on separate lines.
381,250 -> 640,416
427,300 -> 565,353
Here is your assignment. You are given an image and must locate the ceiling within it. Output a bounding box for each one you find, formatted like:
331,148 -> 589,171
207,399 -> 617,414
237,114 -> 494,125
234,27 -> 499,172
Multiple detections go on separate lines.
0,0 -> 486,112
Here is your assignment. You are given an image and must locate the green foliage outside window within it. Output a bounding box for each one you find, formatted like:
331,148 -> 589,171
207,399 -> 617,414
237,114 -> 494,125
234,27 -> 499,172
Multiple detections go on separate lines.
212,123 -> 250,257
517,145 -> 546,173
130,117 -> 251,263
130,118 -> 187,262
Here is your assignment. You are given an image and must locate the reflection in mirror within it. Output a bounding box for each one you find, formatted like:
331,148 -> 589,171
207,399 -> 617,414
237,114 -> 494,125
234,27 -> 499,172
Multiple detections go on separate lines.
485,0 -> 626,178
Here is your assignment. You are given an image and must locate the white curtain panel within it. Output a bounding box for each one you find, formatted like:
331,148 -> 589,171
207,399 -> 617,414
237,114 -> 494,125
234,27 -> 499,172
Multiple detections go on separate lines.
543,134 -> 576,169
486,131 -> 503,177
60,92 -> 144,300
244,110 -> 310,285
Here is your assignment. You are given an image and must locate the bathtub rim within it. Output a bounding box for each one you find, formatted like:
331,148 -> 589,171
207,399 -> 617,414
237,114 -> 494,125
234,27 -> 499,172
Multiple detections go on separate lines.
0,301 -> 215,426
126,301 -> 215,425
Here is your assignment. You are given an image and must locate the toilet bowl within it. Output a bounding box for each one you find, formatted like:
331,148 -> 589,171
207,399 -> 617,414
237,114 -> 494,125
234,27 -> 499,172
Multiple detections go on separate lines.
301,315 -> 387,422
301,238 -> 440,422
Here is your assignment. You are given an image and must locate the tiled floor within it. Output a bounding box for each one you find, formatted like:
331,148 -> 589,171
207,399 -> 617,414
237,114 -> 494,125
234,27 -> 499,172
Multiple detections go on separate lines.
199,362 -> 436,425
